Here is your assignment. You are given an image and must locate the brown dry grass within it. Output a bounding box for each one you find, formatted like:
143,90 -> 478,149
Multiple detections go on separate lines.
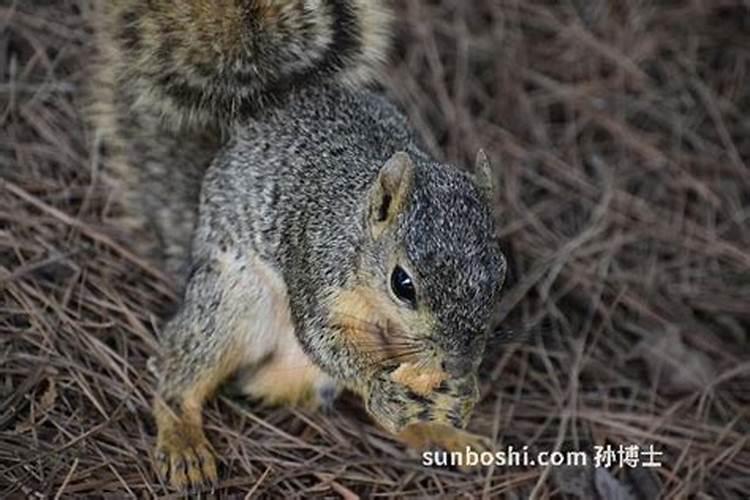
2,1 -> 749,498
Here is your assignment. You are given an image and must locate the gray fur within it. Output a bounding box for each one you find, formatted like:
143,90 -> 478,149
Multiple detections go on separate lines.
188,84 -> 506,387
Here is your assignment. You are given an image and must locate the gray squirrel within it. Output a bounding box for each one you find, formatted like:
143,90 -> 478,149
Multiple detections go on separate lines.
91,0 -> 507,489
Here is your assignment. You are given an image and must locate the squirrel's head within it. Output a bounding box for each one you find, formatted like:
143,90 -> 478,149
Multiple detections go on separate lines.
331,151 -> 507,386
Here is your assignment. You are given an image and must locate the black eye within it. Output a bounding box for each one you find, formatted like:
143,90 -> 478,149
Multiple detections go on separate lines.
390,266 -> 416,306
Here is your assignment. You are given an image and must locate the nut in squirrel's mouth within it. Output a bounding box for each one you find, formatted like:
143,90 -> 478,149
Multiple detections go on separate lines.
389,359 -> 449,397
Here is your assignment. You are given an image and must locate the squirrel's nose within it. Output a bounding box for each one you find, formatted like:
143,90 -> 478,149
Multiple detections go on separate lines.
441,357 -> 473,378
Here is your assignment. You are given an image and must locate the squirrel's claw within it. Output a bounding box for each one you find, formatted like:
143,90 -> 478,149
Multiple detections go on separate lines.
443,428 -> 494,473
155,426 -> 218,491
398,423 -> 494,472
398,422 -> 491,452
436,426 -> 493,455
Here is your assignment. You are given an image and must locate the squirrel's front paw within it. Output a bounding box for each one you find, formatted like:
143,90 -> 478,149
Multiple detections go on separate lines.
155,424 -> 217,491
366,370 -> 480,434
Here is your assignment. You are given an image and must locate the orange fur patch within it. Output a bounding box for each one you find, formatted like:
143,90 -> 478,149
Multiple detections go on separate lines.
329,285 -> 407,366
239,351 -> 326,408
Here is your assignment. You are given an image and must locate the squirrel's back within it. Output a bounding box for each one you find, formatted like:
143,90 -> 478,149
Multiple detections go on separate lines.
90,1 -> 394,279
201,84 -> 418,261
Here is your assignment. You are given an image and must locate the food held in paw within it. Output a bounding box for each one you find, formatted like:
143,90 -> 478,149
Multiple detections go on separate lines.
390,360 -> 449,396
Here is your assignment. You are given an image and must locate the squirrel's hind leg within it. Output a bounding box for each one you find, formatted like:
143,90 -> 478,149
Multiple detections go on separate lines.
152,254 -> 259,491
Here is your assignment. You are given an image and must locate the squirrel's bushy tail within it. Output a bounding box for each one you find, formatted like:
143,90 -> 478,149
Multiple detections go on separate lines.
90,0 -> 392,284
97,0 -> 393,128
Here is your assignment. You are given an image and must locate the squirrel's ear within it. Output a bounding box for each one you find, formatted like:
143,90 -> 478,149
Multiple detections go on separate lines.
369,151 -> 415,237
474,149 -> 497,201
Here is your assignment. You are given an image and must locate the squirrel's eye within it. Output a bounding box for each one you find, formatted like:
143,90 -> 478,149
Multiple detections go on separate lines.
390,266 -> 416,306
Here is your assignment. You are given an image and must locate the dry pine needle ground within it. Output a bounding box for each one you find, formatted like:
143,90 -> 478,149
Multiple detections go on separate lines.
1,1 -> 749,498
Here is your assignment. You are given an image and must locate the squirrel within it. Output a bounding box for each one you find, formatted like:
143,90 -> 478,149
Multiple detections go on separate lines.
90,0 -> 507,490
